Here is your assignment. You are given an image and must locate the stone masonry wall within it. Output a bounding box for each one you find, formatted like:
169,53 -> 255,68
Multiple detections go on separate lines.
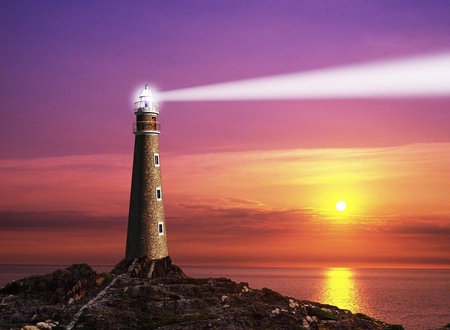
125,133 -> 168,260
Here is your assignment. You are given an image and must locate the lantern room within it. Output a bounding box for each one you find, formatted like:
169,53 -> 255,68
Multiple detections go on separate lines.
133,85 -> 160,135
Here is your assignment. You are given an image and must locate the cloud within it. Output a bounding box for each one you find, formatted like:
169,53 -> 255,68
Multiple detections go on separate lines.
163,143 -> 450,219
164,195 -> 450,267
1,144 -> 449,267
167,196 -> 318,236
0,210 -> 128,265
0,211 -> 126,232
377,217 -> 450,239
0,154 -> 131,216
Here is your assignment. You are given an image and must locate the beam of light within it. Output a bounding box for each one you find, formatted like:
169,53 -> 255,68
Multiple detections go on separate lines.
157,53 -> 450,102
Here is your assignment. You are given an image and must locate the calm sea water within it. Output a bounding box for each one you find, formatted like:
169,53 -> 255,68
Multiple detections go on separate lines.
1,265 -> 449,330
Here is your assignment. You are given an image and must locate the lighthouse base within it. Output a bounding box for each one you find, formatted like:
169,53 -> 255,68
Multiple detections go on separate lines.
112,255 -> 186,279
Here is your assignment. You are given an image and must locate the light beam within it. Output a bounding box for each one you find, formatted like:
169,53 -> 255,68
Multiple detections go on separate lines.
157,53 -> 450,102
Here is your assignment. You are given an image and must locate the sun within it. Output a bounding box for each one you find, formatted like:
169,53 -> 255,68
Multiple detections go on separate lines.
335,201 -> 347,212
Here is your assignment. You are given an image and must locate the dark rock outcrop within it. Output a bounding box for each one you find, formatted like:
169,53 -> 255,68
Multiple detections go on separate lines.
0,257 -> 437,330
112,255 -> 186,279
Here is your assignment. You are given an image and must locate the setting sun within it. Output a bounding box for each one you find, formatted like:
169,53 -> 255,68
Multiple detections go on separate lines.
336,201 -> 347,212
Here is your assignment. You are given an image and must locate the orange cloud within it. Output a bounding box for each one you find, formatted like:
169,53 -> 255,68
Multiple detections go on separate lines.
163,143 -> 450,216
1,143 -> 449,267
0,154 -> 131,216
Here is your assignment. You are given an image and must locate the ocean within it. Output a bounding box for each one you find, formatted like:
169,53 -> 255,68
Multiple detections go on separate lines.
1,265 -> 449,330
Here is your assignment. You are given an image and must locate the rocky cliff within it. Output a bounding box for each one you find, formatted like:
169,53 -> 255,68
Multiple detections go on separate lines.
0,257 -> 443,330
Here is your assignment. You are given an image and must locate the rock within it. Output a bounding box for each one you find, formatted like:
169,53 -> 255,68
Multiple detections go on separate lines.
289,299 -> 299,308
111,255 -> 186,279
322,307 -> 332,314
95,277 -> 105,286
1,258 -> 408,330
302,318 -> 310,328
21,326 -> 39,330
36,321 -> 52,329
46,320 -> 58,326
79,289 -> 86,299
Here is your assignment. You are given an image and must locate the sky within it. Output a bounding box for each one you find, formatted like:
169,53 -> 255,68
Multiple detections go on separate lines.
1,1 -> 449,268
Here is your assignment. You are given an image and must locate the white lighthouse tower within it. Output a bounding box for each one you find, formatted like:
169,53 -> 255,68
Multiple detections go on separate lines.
125,85 -> 169,260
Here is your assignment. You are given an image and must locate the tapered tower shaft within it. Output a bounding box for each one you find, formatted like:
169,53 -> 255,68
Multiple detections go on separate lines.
125,85 -> 168,260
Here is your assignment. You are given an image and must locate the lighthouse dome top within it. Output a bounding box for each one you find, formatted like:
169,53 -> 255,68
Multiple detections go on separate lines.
134,84 -> 159,115
138,85 -> 154,102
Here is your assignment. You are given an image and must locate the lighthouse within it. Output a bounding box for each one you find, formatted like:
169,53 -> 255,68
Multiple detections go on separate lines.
125,85 -> 169,260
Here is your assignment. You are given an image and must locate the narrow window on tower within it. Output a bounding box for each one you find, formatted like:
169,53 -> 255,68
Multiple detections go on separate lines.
158,222 -> 164,236
154,153 -> 160,167
156,187 -> 162,201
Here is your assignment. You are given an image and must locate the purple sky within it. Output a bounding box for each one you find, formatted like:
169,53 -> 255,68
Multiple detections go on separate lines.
2,1 -> 450,159
1,1 -> 450,266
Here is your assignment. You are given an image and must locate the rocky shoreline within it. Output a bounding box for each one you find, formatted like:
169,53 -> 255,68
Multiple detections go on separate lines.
0,257 -> 448,330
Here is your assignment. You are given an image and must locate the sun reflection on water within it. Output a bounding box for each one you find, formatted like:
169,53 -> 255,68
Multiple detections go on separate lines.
319,268 -> 361,312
